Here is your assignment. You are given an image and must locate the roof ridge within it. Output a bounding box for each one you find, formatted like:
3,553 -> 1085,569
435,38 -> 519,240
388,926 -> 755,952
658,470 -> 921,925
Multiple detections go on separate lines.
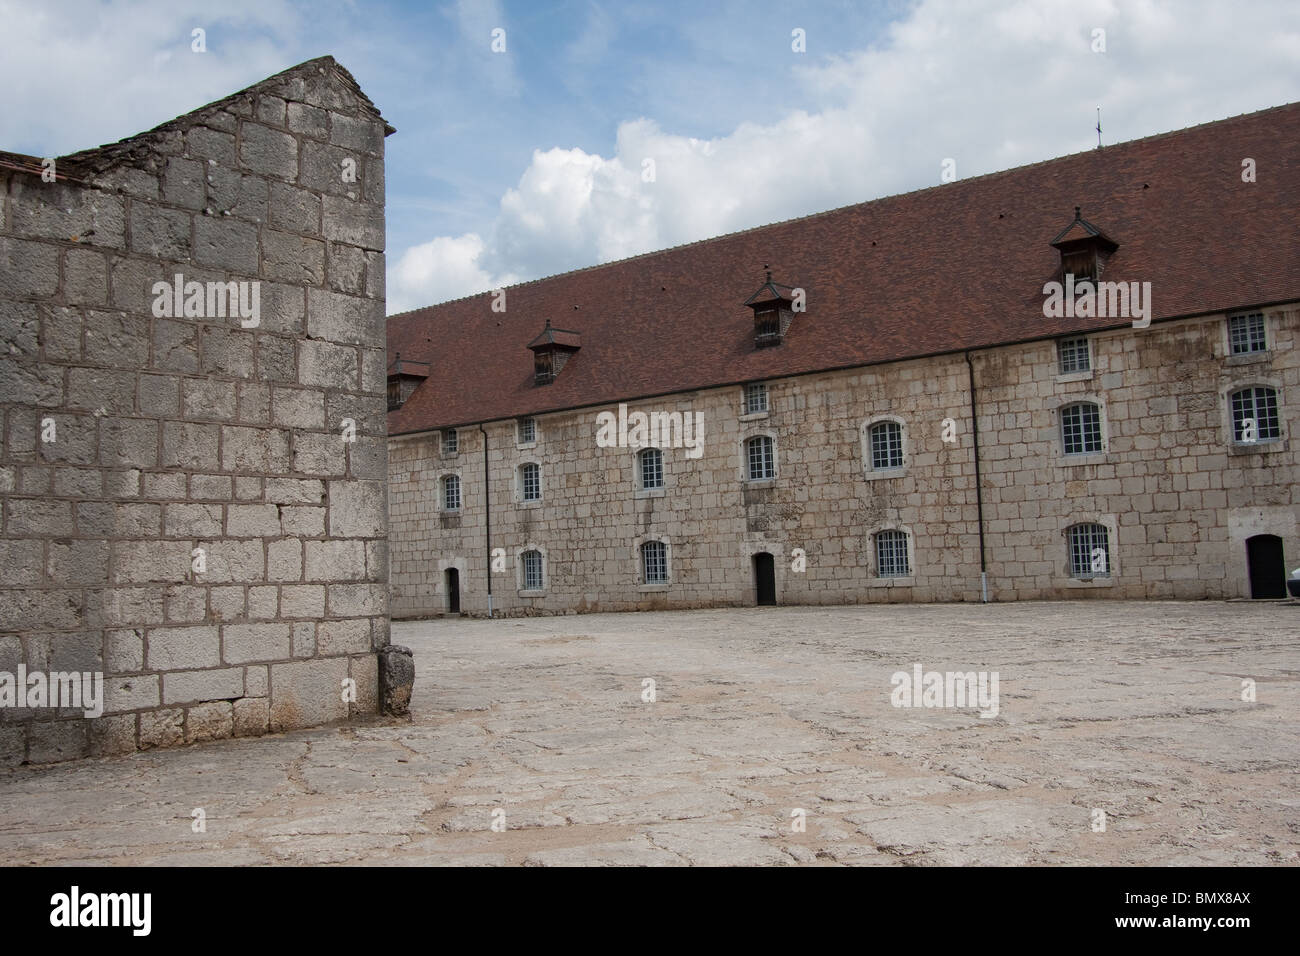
387,98 -> 1300,319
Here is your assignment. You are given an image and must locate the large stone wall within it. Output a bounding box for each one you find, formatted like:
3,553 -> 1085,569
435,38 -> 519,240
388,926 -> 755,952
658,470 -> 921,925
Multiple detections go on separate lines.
0,57 -> 390,764
389,305 -> 1298,616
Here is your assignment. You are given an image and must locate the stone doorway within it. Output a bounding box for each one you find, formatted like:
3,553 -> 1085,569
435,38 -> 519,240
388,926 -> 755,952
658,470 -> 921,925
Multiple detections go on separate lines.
446,567 -> 461,613
1246,535 -> 1286,599
753,552 -> 776,606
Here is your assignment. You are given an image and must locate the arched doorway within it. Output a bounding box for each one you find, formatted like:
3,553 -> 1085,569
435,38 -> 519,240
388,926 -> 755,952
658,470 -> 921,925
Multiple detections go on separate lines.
1246,535 -> 1285,599
753,552 -> 776,606
445,567 -> 461,613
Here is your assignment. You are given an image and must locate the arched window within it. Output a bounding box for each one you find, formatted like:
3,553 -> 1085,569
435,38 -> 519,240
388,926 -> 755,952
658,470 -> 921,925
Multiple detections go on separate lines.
520,549 -> 544,591
1230,386 -> 1280,443
869,421 -> 904,470
875,529 -> 910,578
1060,402 -> 1103,455
641,540 -> 668,584
441,474 -> 461,511
1067,523 -> 1110,578
519,462 -> 541,501
639,447 -> 664,489
745,435 -> 775,481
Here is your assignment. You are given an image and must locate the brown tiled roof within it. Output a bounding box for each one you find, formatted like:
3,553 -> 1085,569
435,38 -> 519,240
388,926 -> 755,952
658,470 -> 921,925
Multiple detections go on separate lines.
388,101 -> 1300,435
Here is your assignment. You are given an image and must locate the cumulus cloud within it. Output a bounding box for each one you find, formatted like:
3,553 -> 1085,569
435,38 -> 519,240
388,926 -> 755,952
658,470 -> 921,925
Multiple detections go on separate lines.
387,0 -> 1300,312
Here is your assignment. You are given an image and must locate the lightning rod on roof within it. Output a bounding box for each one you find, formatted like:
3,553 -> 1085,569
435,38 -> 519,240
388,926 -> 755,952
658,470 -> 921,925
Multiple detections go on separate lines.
1096,107 -> 1102,149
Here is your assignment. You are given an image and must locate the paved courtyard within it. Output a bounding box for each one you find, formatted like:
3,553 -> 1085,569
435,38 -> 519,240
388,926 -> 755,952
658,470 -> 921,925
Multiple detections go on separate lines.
1,601 -> 1297,866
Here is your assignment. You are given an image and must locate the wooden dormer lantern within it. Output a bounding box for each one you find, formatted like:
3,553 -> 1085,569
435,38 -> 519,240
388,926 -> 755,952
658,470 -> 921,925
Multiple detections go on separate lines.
744,268 -> 798,348
526,319 -> 581,386
1050,206 -> 1119,285
386,353 -> 430,410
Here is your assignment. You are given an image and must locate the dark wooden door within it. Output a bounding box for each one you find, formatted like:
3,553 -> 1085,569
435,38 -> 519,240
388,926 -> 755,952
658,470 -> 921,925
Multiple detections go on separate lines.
754,552 -> 776,606
446,568 -> 461,613
1247,535 -> 1285,599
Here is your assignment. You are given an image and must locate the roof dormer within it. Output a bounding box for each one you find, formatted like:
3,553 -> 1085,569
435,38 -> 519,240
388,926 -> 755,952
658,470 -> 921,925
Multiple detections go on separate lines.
1051,206 -> 1118,284
527,320 -> 581,386
744,268 -> 800,348
386,353 -> 430,410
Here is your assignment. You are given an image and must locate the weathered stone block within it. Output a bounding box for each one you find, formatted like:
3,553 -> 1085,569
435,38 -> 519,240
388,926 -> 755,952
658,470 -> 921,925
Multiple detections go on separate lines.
378,644 -> 414,716
223,622 -> 291,664
269,656 -> 348,731
163,667 -> 244,705
185,701 -> 233,742
146,626 -> 220,670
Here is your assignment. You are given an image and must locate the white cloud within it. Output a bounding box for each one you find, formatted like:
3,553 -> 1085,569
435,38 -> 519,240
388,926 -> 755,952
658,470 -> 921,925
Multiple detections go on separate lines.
388,0 -> 1300,310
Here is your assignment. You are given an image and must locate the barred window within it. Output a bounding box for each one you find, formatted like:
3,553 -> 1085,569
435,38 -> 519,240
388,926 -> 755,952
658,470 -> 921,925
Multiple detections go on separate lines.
1228,312 -> 1267,354
442,429 -> 458,455
641,540 -> 667,584
518,417 -> 537,443
520,462 -> 541,501
746,436 -> 775,480
869,421 -> 904,470
1067,523 -> 1110,578
1231,386 -> 1280,443
743,383 -> 769,415
1057,336 -> 1091,374
639,447 -> 664,489
521,550 -> 543,591
442,474 -> 461,511
1061,402 -> 1103,455
875,530 -> 910,578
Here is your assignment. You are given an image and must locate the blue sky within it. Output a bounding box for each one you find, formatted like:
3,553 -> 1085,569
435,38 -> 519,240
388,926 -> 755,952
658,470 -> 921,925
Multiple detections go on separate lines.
2,0 -> 1299,313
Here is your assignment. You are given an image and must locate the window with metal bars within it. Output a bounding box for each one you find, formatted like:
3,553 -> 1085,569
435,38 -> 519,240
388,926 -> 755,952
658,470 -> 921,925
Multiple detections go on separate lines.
442,429 -> 458,455
743,383 -> 769,415
1067,523 -> 1110,578
521,550 -> 543,591
869,421 -> 904,470
442,474 -> 461,511
1228,312 -> 1267,354
1231,386 -> 1280,443
875,530 -> 910,578
641,540 -> 667,584
639,447 -> 663,489
746,436 -> 775,480
520,462 -> 541,501
1060,402 -> 1102,455
518,417 -> 536,443
1057,336 -> 1091,374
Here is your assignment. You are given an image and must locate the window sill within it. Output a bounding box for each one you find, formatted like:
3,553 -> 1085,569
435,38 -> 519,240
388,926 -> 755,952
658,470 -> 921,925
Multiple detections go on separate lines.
638,583 -> 670,593
864,467 -> 907,482
518,498 -> 543,509
869,575 -> 914,587
739,411 -> 770,422
634,487 -> 666,499
1228,439 -> 1286,455
1055,369 -> 1094,384
745,477 -> 777,487
1224,351 -> 1270,367
516,440 -> 538,450
518,589 -> 546,598
1057,452 -> 1108,466
1064,576 -> 1114,588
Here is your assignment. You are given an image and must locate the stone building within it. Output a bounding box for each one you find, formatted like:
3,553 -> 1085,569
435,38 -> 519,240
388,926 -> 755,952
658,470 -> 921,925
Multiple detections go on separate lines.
387,102 -> 1300,618
1,57 -> 392,764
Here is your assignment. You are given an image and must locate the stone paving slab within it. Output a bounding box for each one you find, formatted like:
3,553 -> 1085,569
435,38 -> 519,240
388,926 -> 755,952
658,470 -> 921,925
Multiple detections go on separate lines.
0,601 -> 1297,866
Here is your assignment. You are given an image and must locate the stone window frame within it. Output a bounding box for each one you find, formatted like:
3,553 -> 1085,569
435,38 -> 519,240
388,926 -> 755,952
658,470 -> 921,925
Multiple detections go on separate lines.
1060,514 -> 1119,588
740,431 -> 779,484
1050,394 -> 1109,465
1224,310 -> 1270,363
1055,335 -> 1094,382
860,414 -> 908,481
1222,377 -> 1287,455
635,534 -> 672,591
740,382 -> 770,420
441,428 -> 459,457
516,544 -> 547,596
439,471 -> 462,513
517,416 -> 538,448
636,446 -> 666,498
516,460 -> 543,507
865,521 -> 915,587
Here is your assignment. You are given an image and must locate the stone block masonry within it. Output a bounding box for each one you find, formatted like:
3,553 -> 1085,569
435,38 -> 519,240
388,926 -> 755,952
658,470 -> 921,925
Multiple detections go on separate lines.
0,57 -> 394,764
